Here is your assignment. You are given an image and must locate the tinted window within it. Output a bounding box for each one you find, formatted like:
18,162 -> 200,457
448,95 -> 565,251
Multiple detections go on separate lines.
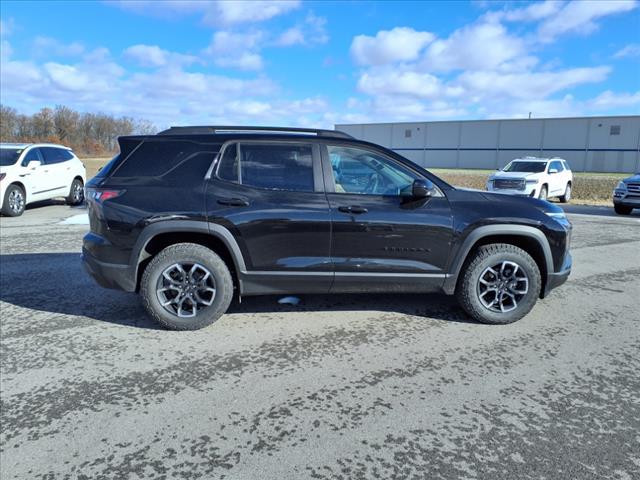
217,144 -> 239,183
328,146 -> 415,196
113,140 -> 199,177
41,147 -> 74,164
0,148 -> 23,166
164,152 -> 216,185
21,148 -> 43,167
217,143 -> 314,192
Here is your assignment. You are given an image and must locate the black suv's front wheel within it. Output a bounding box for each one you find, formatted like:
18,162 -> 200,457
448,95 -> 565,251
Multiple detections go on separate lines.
456,244 -> 541,324
140,243 -> 233,330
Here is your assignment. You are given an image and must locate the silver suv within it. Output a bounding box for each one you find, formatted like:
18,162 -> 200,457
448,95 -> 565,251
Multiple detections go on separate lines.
613,173 -> 640,215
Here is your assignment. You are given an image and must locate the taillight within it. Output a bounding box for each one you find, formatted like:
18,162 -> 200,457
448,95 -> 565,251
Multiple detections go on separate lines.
87,188 -> 124,203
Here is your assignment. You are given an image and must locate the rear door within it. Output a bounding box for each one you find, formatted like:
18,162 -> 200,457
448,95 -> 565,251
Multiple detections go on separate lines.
321,143 -> 453,293
205,141 -> 332,294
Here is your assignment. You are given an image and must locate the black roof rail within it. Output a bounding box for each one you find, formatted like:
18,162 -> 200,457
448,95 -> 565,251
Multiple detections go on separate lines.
157,126 -> 354,139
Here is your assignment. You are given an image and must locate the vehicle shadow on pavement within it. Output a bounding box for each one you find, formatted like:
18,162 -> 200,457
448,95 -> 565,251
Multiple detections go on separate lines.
0,252 -> 475,330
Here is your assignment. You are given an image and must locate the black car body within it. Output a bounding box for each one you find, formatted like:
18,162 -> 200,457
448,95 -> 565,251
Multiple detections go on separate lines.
83,126 -> 572,329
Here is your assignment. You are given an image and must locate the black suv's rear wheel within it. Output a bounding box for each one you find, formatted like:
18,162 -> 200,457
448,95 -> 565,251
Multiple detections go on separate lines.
456,244 -> 541,324
140,243 -> 233,330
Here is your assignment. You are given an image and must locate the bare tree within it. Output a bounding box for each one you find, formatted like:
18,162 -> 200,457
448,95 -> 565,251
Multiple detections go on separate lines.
0,104 -> 157,155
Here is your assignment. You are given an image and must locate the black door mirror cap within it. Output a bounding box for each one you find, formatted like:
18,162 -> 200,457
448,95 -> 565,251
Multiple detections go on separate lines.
412,179 -> 435,199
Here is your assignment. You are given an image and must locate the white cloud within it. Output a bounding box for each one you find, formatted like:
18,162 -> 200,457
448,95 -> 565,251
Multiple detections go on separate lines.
537,0 -> 637,42
487,0 -> 563,22
357,68 -> 463,100
124,44 -> 198,68
275,13 -> 328,46
614,43 -> 640,58
351,27 -> 435,66
457,66 -> 611,100
109,0 -> 300,27
33,36 -> 84,57
589,90 -> 640,109
204,31 -> 265,70
421,20 -> 526,72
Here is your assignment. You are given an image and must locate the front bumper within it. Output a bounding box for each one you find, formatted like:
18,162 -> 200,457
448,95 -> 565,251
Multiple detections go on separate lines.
487,184 -> 539,197
543,251 -> 572,297
613,192 -> 640,208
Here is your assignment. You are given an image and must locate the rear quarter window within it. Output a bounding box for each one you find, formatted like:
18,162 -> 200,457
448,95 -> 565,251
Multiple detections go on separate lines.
112,140 -> 200,177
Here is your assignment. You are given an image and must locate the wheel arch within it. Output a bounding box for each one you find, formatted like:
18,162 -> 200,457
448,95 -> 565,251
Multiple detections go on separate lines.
443,225 -> 553,297
131,221 -> 246,293
5,181 -> 28,204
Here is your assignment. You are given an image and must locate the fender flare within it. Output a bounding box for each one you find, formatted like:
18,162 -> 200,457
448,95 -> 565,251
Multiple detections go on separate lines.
130,220 -> 247,286
442,224 -> 554,295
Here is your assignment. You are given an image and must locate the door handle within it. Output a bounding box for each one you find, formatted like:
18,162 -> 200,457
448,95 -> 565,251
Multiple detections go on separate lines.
217,197 -> 249,207
338,205 -> 368,214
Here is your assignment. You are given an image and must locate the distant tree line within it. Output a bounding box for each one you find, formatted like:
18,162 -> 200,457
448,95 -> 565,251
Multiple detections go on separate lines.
0,105 -> 157,156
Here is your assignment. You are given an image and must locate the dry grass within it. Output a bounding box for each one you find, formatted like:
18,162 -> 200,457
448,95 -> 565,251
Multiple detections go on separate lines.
79,157 -> 620,205
431,169 -> 622,205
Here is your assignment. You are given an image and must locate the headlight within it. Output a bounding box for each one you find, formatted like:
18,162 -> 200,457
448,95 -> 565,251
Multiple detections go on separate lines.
545,211 -> 567,221
615,181 -> 627,190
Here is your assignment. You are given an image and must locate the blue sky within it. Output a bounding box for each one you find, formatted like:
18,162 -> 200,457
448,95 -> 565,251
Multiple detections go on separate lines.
1,0 -> 639,129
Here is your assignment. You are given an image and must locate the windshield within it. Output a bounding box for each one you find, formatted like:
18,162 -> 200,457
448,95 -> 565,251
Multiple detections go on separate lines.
503,161 -> 547,173
0,148 -> 22,167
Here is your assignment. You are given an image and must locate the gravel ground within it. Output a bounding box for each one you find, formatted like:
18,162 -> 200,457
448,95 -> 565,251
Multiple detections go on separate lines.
1,201 -> 639,480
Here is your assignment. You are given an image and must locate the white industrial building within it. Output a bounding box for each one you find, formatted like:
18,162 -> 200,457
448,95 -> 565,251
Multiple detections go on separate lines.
336,115 -> 640,173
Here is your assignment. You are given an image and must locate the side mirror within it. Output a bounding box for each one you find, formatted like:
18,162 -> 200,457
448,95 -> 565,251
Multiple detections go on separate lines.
27,160 -> 41,170
411,179 -> 435,199
549,168 -> 558,174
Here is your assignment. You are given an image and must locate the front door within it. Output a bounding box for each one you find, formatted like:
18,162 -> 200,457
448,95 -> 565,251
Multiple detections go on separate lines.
206,141 -> 332,294
19,147 -> 50,200
321,144 -> 453,293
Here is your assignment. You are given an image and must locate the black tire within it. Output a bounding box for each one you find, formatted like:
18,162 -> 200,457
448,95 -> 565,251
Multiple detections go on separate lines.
456,243 -> 542,325
1,184 -> 26,217
614,204 -> 633,215
66,178 -> 84,205
140,243 -> 233,330
538,185 -> 548,201
559,183 -> 571,203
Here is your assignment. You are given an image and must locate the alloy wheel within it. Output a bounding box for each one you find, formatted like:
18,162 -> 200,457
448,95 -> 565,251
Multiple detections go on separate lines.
72,182 -> 84,203
156,262 -> 216,317
477,261 -> 529,313
8,189 -> 24,214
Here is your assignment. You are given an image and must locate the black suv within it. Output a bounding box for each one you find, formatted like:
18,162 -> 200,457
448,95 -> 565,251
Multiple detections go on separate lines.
83,126 -> 572,330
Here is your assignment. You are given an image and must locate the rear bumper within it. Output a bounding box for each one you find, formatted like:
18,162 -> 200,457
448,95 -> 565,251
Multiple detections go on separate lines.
82,247 -> 136,292
543,251 -> 571,297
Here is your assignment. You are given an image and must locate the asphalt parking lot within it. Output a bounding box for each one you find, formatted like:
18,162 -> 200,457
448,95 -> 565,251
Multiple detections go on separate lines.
1,202 -> 639,480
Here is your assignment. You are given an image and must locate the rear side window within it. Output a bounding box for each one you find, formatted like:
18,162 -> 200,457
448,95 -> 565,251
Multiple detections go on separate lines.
41,147 -> 74,164
113,140 -> 199,177
217,143 -> 314,192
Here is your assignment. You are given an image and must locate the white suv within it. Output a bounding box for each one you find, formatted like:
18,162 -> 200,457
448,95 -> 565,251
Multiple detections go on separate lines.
486,157 -> 573,202
0,143 -> 86,217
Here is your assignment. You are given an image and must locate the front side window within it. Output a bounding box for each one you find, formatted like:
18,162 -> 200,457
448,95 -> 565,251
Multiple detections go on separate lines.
21,148 -> 43,167
217,143 -> 315,192
328,146 -> 416,196
550,161 -> 564,172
